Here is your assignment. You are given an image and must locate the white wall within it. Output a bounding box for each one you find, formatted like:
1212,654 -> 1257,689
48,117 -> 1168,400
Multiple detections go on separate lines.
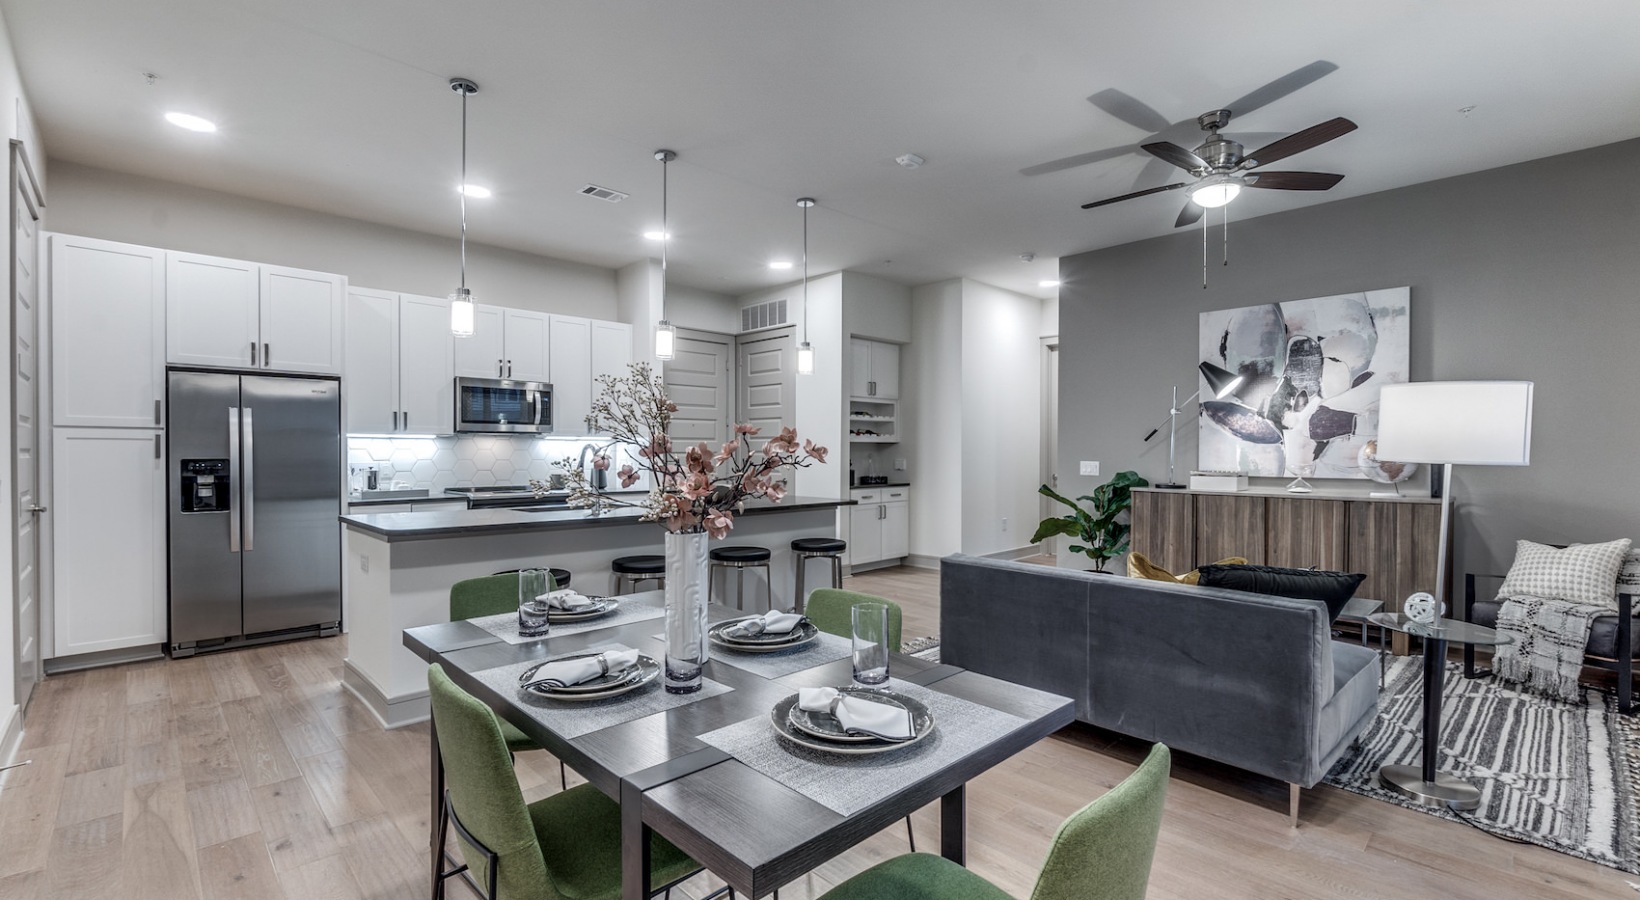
906,280 -> 963,559
1041,293 -> 1059,338
843,271 -> 912,343
669,283 -> 739,335
44,161 -> 621,319
959,280 -> 1043,557
0,1 -> 44,758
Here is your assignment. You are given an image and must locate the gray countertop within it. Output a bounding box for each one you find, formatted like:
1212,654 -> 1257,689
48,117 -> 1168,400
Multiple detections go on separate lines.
341,495 -> 854,542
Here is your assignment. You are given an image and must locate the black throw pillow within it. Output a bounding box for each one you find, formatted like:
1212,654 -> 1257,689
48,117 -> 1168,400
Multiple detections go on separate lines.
1196,563 -> 1366,623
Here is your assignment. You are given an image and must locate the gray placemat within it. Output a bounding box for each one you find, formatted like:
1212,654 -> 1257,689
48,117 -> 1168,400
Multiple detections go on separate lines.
472,642 -> 733,739
696,678 -> 1027,816
469,596 -> 666,644
688,630 -> 854,680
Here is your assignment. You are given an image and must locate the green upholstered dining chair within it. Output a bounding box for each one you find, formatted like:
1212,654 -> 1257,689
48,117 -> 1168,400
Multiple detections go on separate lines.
803,588 -> 913,850
450,573 -> 568,791
428,664 -> 727,900
816,743 -> 1171,900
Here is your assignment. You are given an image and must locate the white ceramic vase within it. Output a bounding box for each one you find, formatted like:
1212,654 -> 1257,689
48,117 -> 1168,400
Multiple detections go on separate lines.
663,530 -> 711,693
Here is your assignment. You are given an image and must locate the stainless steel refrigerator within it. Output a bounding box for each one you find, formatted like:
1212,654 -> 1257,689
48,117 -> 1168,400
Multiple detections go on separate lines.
167,370 -> 342,656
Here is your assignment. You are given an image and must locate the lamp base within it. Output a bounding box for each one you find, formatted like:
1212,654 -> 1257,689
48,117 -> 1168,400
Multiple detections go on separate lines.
1154,482 -> 1187,490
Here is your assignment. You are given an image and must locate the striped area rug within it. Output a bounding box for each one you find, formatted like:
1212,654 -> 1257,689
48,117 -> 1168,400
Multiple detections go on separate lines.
901,635 -> 941,662
1325,656 -> 1640,874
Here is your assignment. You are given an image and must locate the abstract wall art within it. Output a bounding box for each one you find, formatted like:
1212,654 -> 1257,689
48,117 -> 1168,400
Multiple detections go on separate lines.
1197,287 -> 1410,479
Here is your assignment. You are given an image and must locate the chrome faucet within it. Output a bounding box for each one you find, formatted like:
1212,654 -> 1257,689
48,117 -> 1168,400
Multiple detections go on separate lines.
578,443 -> 608,492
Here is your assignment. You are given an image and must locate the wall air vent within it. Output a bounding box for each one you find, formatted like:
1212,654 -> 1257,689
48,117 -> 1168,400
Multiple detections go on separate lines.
740,298 -> 789,333
577,184 -> 628,203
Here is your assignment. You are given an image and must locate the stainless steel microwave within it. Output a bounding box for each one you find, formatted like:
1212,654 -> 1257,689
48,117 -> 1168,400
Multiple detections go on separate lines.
454,377 -> 553,434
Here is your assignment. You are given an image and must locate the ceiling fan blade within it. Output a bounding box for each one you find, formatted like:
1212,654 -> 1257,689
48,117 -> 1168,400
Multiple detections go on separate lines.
1080,182 -> 1187,210
1087,88 -> 1172,133
1244,118 -> 1358,168
1020,144 -> 1138,177
1246,171 -> 1345,191
1141,142 -> 1209,172
1223,61 -> 1339,118
1175,201 -> 1205,228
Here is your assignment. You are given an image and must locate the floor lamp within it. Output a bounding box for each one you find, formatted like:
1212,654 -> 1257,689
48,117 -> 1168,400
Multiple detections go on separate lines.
1144,362 -> 1245,489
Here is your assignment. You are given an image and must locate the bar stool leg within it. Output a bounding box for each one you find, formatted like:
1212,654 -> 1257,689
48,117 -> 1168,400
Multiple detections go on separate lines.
792,554 -> 805,615
830,554 -> 842,589
761,563 -> 772,614
708,565 -> 720,608
735,566 -> 746,611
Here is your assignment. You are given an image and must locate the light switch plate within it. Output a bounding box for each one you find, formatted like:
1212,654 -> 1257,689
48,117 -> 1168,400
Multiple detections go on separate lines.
893,458 -> 907,471
1079,461 -> 1100,476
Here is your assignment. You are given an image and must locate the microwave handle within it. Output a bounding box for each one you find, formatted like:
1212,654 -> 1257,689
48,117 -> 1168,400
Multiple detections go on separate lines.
531,391 -> 543,426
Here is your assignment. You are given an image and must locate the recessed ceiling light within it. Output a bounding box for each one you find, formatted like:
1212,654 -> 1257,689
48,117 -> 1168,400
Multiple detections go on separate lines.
768,260 -> 793,270
1039,280 -> 1061,288
458,183 -> 491,199
643,231 -> 670,241
164,111 -> 216,133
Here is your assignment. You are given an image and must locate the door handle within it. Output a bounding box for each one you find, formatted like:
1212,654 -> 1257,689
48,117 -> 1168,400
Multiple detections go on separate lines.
402,411 -> 409,431
250,342 -> 258,366
507,360 -> 513,378
229,407 -> 241,552
154,433 -> 162,459
393,410 -> 399,431
263,343 -> 270,367
25,505 -> 45,514
243,407 -> 255,551
154,399 -> 162,426
498,359 -> 504,377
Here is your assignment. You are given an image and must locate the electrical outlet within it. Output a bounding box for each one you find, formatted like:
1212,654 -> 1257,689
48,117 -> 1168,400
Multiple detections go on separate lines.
1079,460 -> 1100,477
894,458 -> 907,471
1001,517 -> 1009,532
359,554 -> 370,573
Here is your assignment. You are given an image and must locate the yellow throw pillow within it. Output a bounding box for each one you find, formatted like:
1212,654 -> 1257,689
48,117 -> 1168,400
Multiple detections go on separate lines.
1127,552 -> 1249,586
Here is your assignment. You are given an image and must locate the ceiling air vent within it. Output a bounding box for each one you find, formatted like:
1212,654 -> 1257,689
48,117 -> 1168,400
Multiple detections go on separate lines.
577,184 -> 628,203
741,298 -> 789,333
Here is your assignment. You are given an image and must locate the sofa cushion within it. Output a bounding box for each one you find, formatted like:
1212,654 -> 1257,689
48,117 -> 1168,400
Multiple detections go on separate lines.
1470,597 -> 1637,660
1196,564 -> 1365,623
1497,538 -> 1633,610
1127,551 -> 1248,585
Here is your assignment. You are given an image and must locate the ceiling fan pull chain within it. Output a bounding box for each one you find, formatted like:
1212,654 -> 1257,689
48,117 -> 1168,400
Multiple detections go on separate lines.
1202,208 -> 1209,289
1223,204 -> 1230,268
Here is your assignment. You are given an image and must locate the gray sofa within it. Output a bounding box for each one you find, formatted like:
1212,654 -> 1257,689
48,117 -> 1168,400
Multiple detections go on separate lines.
940,555 -> 1379,823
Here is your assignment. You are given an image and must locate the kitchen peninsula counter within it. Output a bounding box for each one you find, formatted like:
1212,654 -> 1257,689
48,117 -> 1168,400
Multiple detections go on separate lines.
340,496 -> 851,728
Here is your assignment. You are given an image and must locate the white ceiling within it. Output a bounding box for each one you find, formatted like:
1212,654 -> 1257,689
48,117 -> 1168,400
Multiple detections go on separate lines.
6,0 -> 1640,299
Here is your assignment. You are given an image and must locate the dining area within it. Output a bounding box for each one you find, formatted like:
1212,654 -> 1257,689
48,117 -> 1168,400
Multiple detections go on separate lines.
404,576 -> 1168,900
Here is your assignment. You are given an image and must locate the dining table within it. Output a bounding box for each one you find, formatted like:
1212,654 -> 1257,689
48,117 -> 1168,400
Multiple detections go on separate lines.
403,590 -> 1075,900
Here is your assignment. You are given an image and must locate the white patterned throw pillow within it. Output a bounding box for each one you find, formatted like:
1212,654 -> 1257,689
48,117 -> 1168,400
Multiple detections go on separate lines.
1497,539 -> 1634,609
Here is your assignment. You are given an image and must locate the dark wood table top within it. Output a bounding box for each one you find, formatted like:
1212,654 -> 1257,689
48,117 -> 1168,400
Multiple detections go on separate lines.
404,594 -> 1074,899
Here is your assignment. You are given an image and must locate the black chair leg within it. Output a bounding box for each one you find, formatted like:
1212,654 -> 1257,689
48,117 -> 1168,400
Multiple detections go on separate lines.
560,760 -> 569,791
1619,593 -> 1634,715
905,815 -> 916,852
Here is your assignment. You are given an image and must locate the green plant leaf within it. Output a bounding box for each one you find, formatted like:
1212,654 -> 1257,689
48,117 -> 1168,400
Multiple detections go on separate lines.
1030,518 -> 1080,544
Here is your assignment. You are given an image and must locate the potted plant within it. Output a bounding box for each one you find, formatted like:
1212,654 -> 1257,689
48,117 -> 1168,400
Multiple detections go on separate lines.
1031,470 -> 1149,573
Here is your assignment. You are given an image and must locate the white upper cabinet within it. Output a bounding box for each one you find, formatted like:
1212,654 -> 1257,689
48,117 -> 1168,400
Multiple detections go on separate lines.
260,265 -> 345,374
590,320 -> 633,385
453,304 -> 505,379
167,252 -> 344,374
850,338 -> 900,399
344,288 -> 399,434
398,293 -> 455,435
51,235 -> 166,428
549,314 -> 593,435
504,308 -> 551,383
167,252 -> 258,369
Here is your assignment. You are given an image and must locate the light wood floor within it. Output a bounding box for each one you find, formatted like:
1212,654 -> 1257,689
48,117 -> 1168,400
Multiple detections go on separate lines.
1,564 -> 1633,899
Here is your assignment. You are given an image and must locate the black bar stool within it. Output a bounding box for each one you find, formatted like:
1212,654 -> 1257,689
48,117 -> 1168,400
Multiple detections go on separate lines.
611,555 -> 665,594
489,567 -> 572,590
790,538 -> 846,614
708,545 -> 773,612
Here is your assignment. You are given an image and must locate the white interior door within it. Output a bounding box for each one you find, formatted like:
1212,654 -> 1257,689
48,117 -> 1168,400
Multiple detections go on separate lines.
737,327 -> 795,438
11,141 -> 41,712
664,328 -> 731,443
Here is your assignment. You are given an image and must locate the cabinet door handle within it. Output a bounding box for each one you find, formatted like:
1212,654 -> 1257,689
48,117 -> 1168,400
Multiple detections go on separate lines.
250,342 -> 258,366
498,359 -> 504,377
507,360 -> 513,378
263,343 -> 270,367
393,411 -> 399,431
154,399 -> 162,425
154,433 -> 162,460
403,411 -> 409,431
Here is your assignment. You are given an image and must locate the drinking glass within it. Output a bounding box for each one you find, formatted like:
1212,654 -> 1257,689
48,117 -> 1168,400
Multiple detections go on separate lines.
851,601 -> 890,687
517,568 -> 551,637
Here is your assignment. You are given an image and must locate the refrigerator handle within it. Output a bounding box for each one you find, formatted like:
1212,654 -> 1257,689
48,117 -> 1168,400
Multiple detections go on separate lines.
229,407 -> 241,553
243,407 -> 256,551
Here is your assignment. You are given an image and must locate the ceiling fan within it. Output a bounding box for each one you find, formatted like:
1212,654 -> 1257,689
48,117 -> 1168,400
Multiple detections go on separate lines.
1079,109 -> 1357,226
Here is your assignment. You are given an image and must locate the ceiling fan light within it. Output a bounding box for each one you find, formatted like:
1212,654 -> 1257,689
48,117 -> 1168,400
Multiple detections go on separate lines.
1190,181 -> 1240,208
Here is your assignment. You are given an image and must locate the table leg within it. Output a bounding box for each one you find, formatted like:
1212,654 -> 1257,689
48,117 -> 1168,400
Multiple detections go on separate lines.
430,715 -> 445,887
1378,636 -> 1482,810
940,784 -> 966,865
620,780 -> 652,900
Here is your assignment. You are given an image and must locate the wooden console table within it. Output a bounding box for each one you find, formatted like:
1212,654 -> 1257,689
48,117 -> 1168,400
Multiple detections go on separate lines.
1130,486 -> 1447,654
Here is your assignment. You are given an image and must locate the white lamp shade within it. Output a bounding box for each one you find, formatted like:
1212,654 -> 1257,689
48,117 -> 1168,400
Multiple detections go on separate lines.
1376,381 -> 1534,466
449,291 -> 475,337
654,321 -> 676,360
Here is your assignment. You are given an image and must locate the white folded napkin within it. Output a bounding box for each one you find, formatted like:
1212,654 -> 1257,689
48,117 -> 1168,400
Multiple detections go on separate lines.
727,609 -> 805,637
540,588 -> 596,612
528,649 -> 640,687
797,687 -> 914,739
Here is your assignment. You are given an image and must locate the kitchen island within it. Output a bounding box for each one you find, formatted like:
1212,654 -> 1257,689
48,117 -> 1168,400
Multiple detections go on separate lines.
340,495 -> 852,727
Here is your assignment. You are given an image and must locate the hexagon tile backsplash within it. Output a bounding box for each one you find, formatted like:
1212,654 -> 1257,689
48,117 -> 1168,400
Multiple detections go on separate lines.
347,435 -> 601,490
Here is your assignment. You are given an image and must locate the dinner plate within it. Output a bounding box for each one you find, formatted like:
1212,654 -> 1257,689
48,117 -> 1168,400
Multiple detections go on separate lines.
709,618 -> 820,651
787,688 -> 919,744
546,597 -> 618,623
518,654 -> 660,701
769,689 -> 936,755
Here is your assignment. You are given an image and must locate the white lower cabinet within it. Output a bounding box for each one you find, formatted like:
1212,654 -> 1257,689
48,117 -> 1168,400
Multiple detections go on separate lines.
52,427 -> 167,656
848,487 -> 910,566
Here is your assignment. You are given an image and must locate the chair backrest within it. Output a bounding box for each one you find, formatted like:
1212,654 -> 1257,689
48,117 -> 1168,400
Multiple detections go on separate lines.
1030,743 -> 1170,900
806,588 -> 902,651
427,664 -> 554,900
451,571 -> 557,621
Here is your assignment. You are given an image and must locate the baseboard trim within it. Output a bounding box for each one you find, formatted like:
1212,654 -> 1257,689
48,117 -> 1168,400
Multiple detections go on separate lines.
44,644 -> 165,674
341,659 -> 429,730
981,545 -> 1039,562
0,703 -> 21,769
904,554 -> 942,571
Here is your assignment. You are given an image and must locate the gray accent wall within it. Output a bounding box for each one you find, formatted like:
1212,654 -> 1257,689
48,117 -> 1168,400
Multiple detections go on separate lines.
1058,138 -> 1640,582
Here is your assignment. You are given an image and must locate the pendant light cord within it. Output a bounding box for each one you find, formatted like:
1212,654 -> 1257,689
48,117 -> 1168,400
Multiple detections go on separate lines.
459,85 -> 469,292
659,154 -> 668,320
801,201 -> 809,343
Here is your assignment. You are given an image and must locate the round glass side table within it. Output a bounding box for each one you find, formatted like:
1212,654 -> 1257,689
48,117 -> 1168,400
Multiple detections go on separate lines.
1366,611 -> 1515,810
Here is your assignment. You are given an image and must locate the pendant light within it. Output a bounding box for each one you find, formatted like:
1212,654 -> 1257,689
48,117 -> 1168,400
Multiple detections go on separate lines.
653,149 -> 677,360
448,77 -> 479,337
795,197 -> 816,376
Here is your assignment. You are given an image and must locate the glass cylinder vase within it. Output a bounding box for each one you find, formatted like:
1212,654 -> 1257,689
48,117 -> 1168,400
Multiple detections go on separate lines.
663,529 -> 711,693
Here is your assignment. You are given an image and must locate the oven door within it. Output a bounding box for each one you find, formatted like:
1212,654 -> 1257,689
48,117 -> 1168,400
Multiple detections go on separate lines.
455,378 -> 552,433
